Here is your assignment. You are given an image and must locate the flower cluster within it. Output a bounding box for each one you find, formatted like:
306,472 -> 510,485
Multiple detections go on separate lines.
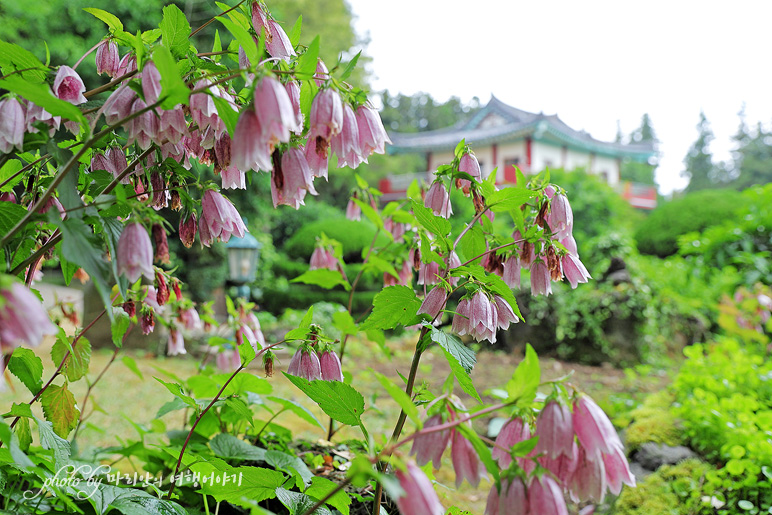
452,290 -> 519,343
287,345 -> 343,382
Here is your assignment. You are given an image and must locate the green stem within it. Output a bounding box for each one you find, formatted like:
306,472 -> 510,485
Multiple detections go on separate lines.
253,407 -> 286,443
300,477 -> 352,515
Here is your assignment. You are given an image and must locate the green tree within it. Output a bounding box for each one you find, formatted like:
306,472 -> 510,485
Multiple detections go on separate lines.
378,91 -> 481,133
683,111 -> 719,192
629,113 -> 656,143
620,113 -> 657,185
731,121 -> 772,190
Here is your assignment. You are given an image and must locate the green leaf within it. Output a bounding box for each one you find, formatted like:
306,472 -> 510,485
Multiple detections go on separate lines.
332,311 -> 358,338
738,500 -> 754,511
5,402 -> 33,419
440,347 -> 482,403
209,433 -> 266,461
284,373 -> 365,426
306,476 -> 351,515
154,377 -> 197,408
0,40 -> 47,82
0,75 -> 88,135
15,416 -> 32,452
121,356 -> 143,380
222,373 -> 272,396
299,80 -> 317,131
297,36 -> 320,79
425,325 -> 476,374
156,397 -> 187,418
40,383 -> 80,438
51,336 -> 91,382
352,197 -> 383,230
111,311 -> 131,347
454,139 -> 466,159
406,179 -> 422,201
486,187 -> 538,213
159,4 -> 191,58
373,372 -> 421,427
276,488 -> 333,515
0,160 -> 23,193
411,200 -> 451,237
36,417 -> 71,468
458,224 -> 487,264
7,348 -> 43,395
238,339 -> 256,366
266,449 -> 314,487
361,286 -> 421,331
291,268 -> 350,290
339,51 -> 361,81
285,305 -> 314,340
212,95 -> 238,138
455,422 -> 499,482
506,343 -> 540,406
153,45 -> 190,109
194,464 -> 285,506
288,15 -> 302,47
83,7 -> 123,32
267,396 -> 325,431
480,272 -> 523,320
218,16 -> 257,64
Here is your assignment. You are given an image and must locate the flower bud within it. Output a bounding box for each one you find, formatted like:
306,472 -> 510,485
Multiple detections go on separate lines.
179,212 -> 197,248
346,194 -> 361,221
122,300 -> 136,318
418,287 -> 447,320
394,462 -> 444,515
152,223 -> 170,265
424,181 -> 452,218
263,350 -> 275,377
155,272 -> 169,306
530,261 -> 552,296
140,306 -> 155,335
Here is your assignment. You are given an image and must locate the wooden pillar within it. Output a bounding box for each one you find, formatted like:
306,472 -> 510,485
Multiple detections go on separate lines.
525,137 -> 532,173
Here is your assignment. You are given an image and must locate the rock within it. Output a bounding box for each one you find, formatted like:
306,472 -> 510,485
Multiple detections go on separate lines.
629,461 -> 652,481
634,443 -> 697,471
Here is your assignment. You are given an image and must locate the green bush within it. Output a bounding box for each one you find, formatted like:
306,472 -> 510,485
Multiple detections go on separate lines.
283,217 -> 391,261
634,189 -> 743,257
624,391 -> 681,452
261,284 -> 376,317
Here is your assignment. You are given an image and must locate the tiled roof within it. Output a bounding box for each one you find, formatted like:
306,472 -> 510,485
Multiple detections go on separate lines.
388,95 -> 656,161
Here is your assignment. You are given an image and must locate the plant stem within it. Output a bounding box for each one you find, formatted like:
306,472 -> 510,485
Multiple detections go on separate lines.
190,0 -> 247,38
300,477 -> 352,515
252,407 -> 286,443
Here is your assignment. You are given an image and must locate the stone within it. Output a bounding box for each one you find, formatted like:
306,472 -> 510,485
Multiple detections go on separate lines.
634,443 -> 697,471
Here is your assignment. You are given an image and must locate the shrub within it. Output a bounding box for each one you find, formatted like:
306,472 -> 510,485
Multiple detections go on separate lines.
634,189 -> 743,257
283,217 -> 390,260
624,391 -> 681,452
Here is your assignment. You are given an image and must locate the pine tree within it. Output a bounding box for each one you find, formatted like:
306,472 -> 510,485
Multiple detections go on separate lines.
683,111 -> 718,192
731,121 -> 772,190
620,114 -> 657,185
629,113 -> 656,143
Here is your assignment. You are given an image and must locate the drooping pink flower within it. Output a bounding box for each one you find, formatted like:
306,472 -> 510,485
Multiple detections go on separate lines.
0,192 -> 17,203
127,98 -> 159,150
179,211 -> 197,248
424,181 -> 452,218
116,222 -> 154,283
309,245 -> 340,272
284,80 -> 303,131
140,306 -> 155,335
530,260 -> 552,296
287,347 -> 322,380
539,440 -> 579,487
493,295 -> 518,330
102,84 -> 136,126
167,328 -> 186,356
272,147 -> 317,209
356,104 -> 391,158
602,445 -> 636,495
179,307 -> 202,331
535,400 -> 575,460
319,349 -> 343,381
492,417 -> 533,471
452,298 -> 471,336
314,59 -> 329,86
199,189 -> 247,247
0,97 -> 26,153
569,444 -> 607,503
237,324 -> 262,352
561,234 -> 579,256
572,395 -> 623,459
451,429 -> 485,488
383,217 -> 406,242
548,193 -> 574,239
484,478 -> 528,515
266,19 -> 296,61
418,287 -> 447,320
116,53 -> 137,77
457,152 -> 481,194
232,108 -> 272,172
346,195 -> 361,221
562,253 -> 591,289
189,79 -> 221,132
255,76 -> 299,150
398,259 -> 413,286
152,223 -> 170,264
528,475 -> 569,515
217,347 -> 241,371
158,107 -> 187,145
502,256 -> 521,289
96,39 -> 120,77
410,414 -> 450,469
251,1 -> 268,36
239,310 -> 266,347
331,103 -> 363,168
0,281 -> 56,351
53,66 -> 87,105
106,146 -> 130,182
306,89 -> 343,178
25,99 -> 60,136
417,260 -> 440,286
141,61 -> 162,105
395,461 -> 445,515
465,291 -> 497,343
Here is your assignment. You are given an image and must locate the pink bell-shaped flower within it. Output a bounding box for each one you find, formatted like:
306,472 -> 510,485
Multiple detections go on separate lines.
562,253 -> 591,289
284,80 -> 303,131
0,280 -> 56,351
200,189 -> 247,247
451,429 -> 486,488
602,445 -> 636,495
287,347 -> 322,380
467,291 -> 497,343
141,61 -> 162,105
548,193 -> 574,240
410,414 -> 450,469
530,260 -> 552,296
116,222 -> 154,283
116,53 -> 137,77
179,307 -> 202,331
568,444 -> 607,503
493,295 -> 518,330
266,19 -> 296,61
255,76 -> 299,149
251,1 -> 268,36
502,256 -> 521,289
167,327 -> 186,356
53,66 -> 87,105
457,152 -> 481,194
485,477 -> 529,515
572,394 -> 623,458
309,245 -> 340,272
179,212 -> 197,248
528,475 -> 569,515
538,440 -> 579,487
394,461 -> 445,515
346,195 -> 361,221
127,98 -> 159,150
418,287 -> 447,320
96,39 -> 120,77
319,349 -> 343,381
232,108 -> 272,172
535,400 -> 575,460
417,260 -> 440,286
0,97 -> 26,153
356,104 -> 391,158
272,146 -> 318,209
424,181 -> 452,218
102,84 -> 136,126
217,347 -> 241,371
331,103 -> 363,168
492,417 -> 533,471
314,59 -> 329,86
561,234 -> 579,256
452,298 -> 471,336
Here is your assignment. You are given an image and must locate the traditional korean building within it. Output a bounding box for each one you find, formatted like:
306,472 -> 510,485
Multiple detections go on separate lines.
382,96 -> 658,208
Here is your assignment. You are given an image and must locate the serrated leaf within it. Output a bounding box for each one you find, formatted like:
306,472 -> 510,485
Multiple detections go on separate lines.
332,311 -> 357,338
121,356 -> 143,380
285,306 -> 314,340
15,416 -> 32,452
373,372 -> 421,427
267,396 -> 325,431
83,7 -> 123,32
154,377 -> 197,407
51,336 -> 91,382
406,179 -> 422,201
284,374 -> 365,426
306,476 -> 351,515
266,449 -> 314,487
486,187 -> 538,213
36,417 -> 71,468
411,200 -> 451,237
210,433 -> 266,461
0,160 -> 23,193
40,383 -> 80,438
7,348 -> 43,395
153,45 -> 190,109
212,95 -> 238,138
339,51 -> 361,81
297,36 -> 320,78
361,286 -> 421,331
111,311 -> 130,347
276,487 -> 333,515
291,268 -> 350,290
352,197 -> 383,230
5,402 -> 33,419
194,464 -> 285,506
506,344 -> 540,406
426,325 -> 476,374
238,339 -> 256,366
222,373 -> 272,396
0,40 -> 47,82
454,139 -> 466,159
160,4 -> 191,58
440,347 -> 482,403
458,224 -> 487,264
156,397 -> 187,418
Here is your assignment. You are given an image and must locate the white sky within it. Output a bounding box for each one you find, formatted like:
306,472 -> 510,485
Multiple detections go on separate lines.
346,0 -> 772,194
